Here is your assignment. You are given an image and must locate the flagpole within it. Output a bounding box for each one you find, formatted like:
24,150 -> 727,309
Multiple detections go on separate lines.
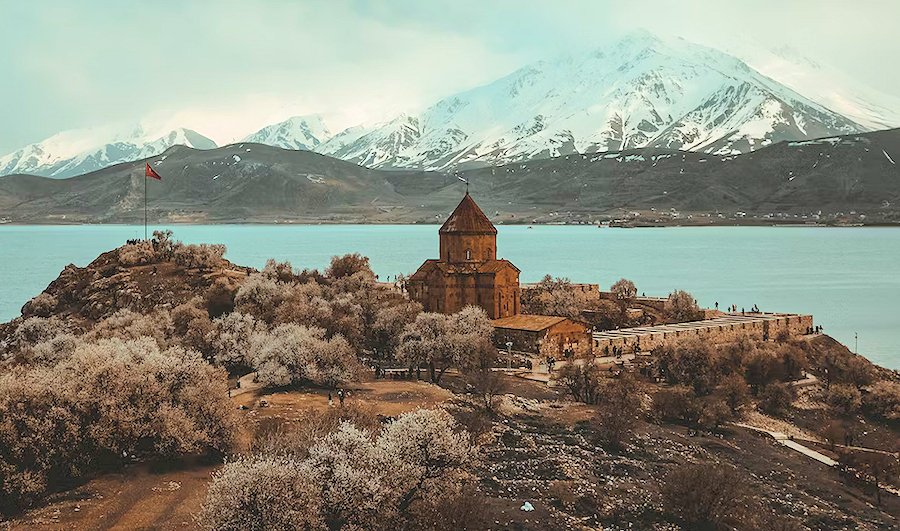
144,169 -> 148,241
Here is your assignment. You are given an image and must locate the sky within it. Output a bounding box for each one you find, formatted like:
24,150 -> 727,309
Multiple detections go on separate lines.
1,0 -> 898,154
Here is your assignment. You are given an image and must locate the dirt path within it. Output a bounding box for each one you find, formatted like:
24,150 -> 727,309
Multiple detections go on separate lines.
7,462 -> 215,530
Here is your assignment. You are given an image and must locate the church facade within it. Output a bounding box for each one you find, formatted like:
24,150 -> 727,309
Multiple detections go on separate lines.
408,193 -> 520,319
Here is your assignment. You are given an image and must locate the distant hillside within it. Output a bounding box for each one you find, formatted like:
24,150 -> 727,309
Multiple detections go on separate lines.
1,129 -> 899,225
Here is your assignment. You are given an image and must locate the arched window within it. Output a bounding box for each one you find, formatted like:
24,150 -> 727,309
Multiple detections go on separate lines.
485,248 -> 492,259
465,249 -> 472,260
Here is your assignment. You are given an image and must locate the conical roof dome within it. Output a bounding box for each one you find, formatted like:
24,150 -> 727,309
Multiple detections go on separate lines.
439,193 -> 497,234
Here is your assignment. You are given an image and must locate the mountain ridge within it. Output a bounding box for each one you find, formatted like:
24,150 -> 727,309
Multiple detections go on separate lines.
2,128 -> 898,225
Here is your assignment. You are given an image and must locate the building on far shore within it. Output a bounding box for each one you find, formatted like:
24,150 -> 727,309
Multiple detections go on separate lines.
493,314 -> 591,357
408,192 -> 520,319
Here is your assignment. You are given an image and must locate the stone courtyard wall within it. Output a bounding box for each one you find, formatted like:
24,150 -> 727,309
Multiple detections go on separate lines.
592,314 -> 813,354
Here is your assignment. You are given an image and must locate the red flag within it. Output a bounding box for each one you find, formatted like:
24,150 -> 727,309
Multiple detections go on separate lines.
145,162 -> 162,180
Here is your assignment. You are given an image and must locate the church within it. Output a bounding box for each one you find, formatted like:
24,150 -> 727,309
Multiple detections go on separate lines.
407,192 -> 521,319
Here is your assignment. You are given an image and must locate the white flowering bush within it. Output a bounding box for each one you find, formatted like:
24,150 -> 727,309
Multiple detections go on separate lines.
248,323 -> 361,388
0,336 -> 235,515
87,308 -> 173,347
207,311 -> 265,369
397,306 -> 494,382
200,408 -> 476,531
172,243 -> 226,270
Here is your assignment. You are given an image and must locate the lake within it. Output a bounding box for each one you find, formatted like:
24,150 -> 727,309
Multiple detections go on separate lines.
1,224 -> 898,369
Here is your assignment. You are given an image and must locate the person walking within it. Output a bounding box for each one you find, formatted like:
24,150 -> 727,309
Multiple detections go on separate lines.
338,388 -> 345,407
328,391 -> 333,407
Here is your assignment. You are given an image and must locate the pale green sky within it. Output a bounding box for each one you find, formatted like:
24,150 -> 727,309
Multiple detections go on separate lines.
1,0 -> 897,153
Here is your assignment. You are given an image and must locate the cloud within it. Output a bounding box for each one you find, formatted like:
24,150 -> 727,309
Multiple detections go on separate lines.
0,0 -> 897,153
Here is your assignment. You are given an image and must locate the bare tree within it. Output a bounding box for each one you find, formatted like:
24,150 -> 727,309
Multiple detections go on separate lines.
595,372 -> 642,450
665,290 -> 702,323
660,463 -> 749,529
610,278 -> 637,316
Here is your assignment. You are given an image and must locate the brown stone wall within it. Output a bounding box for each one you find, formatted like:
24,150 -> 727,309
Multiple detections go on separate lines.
409,268 -> 519,319
440,232 -> 496,263
494,320 -> 590,356
592,314 -> 814,354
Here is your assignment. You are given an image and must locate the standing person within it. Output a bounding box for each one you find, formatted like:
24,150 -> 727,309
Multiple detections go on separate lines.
328,391 -> 333,407
338,388 -> 345,407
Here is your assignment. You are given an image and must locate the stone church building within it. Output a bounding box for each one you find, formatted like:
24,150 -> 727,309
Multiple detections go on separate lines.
408,192 -> 521,319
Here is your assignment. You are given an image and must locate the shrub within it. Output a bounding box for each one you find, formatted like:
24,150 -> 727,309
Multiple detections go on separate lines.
208,312 -> 265,370
777,344 -> 808,380
118,240 -> 157,266
714,374 -> 751,415
826,384 -> 862,416
87,308 -> 173,347
397,307 -> 493,383
862,381 -> 900,421
556,357 -> 606,404
823,352 -> 875,389
0,337 -> 235,515
325,253 -> 373,280
744,349 -> 787,393
656,339 -> 722,395
262,258 -> 297,282
595,372 -> 642,449
205,278 -> 237,318
234,273 -> 288,323
664,290 -> 701,323
660,463 -> 749,529
200,408 -> 475,531
758,383 -> 796,415
652,386 -> 700,425
197,454 -> 323,530
249,323 -> 361,388
520,275 -> 596,320
151,229 -> 176,259
172,243 -> 226,270
697,396 -> 734,431
171,298 -> 213,355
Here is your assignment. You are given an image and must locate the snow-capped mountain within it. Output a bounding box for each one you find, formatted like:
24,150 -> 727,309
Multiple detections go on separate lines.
315,32 -> 867,169
0,126 -> 217,179
242,114 -> 332,150
725,43 -> 900,131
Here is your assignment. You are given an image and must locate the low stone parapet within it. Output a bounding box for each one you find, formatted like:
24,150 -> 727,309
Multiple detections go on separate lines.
591,313 -> 813,354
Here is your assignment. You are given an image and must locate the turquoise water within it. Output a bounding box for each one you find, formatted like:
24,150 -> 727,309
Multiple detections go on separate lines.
1,224 -> 898,369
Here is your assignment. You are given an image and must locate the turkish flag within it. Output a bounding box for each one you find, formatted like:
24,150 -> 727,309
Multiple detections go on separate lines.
145,162 -> 162,180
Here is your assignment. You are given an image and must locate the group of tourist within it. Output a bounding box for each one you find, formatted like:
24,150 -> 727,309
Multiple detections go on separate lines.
327,388 -> 348,407
715,302 -> 762,314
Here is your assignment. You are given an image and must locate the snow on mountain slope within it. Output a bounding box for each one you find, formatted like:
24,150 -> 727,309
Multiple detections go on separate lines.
0,126 -> 217,179
315,32 -> 866,169
241,114 -> 332,150
726,43 -> 900,131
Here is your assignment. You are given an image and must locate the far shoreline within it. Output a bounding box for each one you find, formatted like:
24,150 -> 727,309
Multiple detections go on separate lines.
2,220 -> 899,228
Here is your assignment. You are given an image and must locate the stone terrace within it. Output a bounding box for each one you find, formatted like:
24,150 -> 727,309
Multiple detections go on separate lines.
592,312 -> 813,353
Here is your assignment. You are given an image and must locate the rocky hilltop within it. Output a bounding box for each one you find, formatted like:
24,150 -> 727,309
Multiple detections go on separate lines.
1,244 -> 898,530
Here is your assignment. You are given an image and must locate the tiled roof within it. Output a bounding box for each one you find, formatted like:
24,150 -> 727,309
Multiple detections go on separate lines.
439,193 -> 497,234
410,259 -> 519,280
492,314 -> 571,332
